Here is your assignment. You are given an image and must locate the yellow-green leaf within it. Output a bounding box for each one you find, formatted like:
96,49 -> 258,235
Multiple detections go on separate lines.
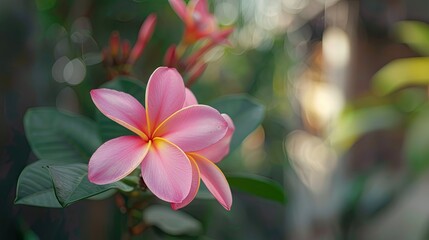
373,57 -> 429,95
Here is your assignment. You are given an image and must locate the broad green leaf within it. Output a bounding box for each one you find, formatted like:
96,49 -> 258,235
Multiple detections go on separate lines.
15,160 -> 63,208
87,189 -> 117,200
226,173 -> 286,204
96,76 -> 146,141
143,205 -> 202,236
15,160 -> 120,207
24,108 -> 102,163
210,95 -> 265,152
372,57 -> 429,95
48,163 -> 133,207
395,21 -> 429,56
404,106 -> 429,174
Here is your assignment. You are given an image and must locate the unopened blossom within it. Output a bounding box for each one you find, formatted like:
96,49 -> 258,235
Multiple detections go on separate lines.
127,14 -> 157,65
169,0 -> 233,44
103,14 -> 156,79
88,67 -> 233,210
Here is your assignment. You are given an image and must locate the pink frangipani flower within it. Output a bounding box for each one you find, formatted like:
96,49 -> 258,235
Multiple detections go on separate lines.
88,67 -> 234,210
169,0 -> 233,44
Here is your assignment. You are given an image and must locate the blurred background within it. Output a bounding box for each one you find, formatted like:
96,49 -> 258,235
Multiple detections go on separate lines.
3,0 -> 429,239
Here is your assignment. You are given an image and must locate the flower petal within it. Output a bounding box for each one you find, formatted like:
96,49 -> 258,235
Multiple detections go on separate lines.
88,136 -> 150,184
194,114 -> 235,163
191,153 -> 232,210
154,105 -> 228,152
141,138 -> 192,203
145,67 -> 185,134
190,0 -> 217,34
91,88 -> 148,139
128,14 -> 157,64
169,0 -> 189,23
190,0 -> 210,19
183,88 -> 198,107
171,157 -> 200,210
163,45 -> 178,67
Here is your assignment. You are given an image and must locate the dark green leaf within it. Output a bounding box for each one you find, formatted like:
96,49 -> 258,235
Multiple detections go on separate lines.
210,95 -> 265,152
227,173 -> 286,204
15,160 -> 123,207
23,229 -> 40,240
143,205 -> 202,236
24,108 -> 102,163
87,189 -> 117,200
48,163 -> 133,207
372,57 -> 429,95
15,160 -> 64,208
96,76 -> 146,141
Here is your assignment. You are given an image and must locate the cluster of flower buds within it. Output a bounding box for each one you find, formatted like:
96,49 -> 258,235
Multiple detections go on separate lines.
102,0 -> 232,85
102,14 -> 156,80
168,0 -> 233,44
164,0 -> 233,86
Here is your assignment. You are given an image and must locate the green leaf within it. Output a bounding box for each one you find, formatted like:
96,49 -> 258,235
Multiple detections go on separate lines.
372,57 -> 429,95
24,108 -> 102,163
226,173 -> 286,204
143,205 -> 202,236
15,160 -> 63,208
404,106 -> 429,174
210,95 -> 265,152
395,21 -> 429,56
329,106 -> 402,152
48,163 -> 133,207
87,189 -> 117,200
96,76 -> 146,141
